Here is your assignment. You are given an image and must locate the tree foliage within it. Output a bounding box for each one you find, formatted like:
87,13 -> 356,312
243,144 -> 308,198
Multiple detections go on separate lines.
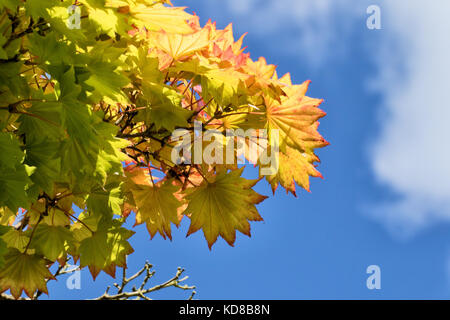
0,0 -> 328,299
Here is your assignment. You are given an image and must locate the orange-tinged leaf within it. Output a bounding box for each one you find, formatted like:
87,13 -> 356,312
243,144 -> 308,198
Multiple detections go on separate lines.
204,22 -> 248,67
0,249 -> 54,299
183,168 -> 267,249
265,145 -> 323,196
246,57 -> 276,82
124,165 -> 154,187
264,80 -> 328,153
206,22 -> 245,55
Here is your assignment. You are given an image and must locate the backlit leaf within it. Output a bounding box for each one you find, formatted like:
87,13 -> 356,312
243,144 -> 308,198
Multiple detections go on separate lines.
183,168 -> 267,249
0,249 -> 54,299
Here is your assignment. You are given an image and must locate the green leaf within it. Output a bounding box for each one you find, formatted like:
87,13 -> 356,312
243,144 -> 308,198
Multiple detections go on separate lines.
79,220 -> 134,279
139,84 -> 192,131
31,223 -> 74,261
24,0 -> 55,20
46,3 -> 87,42
0,133 -> 33,211
91,117 -> 129,183
18,100 -> 64,139
86,178 -> 124,216
0,0 -> 20,11
1,228 -> 29,252
27,32 -> 75,66
0,226 -> 9,269
84,6 -> 130,38
84,60 -> 129,104
0,132 -> 25,169
24,138 -> 61,194
0,249 -> 54,299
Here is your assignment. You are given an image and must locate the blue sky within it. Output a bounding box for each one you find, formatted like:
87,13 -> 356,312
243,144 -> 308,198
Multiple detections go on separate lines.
46,0 -> 450,299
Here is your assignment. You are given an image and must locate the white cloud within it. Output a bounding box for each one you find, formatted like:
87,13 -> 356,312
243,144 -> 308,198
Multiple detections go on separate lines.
368,1 -> 450,235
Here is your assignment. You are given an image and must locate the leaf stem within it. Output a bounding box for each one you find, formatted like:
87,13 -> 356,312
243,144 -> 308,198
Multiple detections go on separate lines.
23,216 -> 42,254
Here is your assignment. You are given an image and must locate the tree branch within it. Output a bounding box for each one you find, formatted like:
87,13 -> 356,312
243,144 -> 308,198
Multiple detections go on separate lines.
94,263 -> 196,300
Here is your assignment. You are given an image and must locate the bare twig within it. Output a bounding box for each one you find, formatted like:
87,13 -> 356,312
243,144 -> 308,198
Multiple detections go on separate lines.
94,263 -> 196,300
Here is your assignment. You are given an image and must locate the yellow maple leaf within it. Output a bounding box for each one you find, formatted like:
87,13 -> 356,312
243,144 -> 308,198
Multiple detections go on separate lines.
183,168 -> 267,249
151,27 -> 210,63
130,4 -> 194,34
265,145 -> 323,196
245,57 -> 276,82
132,180 -> 183,240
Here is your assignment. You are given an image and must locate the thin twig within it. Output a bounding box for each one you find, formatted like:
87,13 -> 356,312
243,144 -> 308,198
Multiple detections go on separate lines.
94,264 -> 195,300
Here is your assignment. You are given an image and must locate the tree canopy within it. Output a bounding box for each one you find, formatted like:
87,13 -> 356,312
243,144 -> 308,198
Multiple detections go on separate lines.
0,0 -> 328,299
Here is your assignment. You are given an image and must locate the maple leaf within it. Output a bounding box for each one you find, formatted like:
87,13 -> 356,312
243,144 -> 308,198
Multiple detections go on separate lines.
84,59 -> 130,104
264,145 -> 323,196
0,249 -> 54,299
258,80 -> 328,194
131,179 -> 183,240
0,133 -> 33,211
27,194 -> 73,227
172,55 -> 249,105
83,4 -> 130,38
70,211 -> 103,247
126,46 -> 163,83
150,27 -> 210,68
201,67 -> 249,106
130,4 -> 194,34
0,161 -> 34,212
138,83 -> 193,131
183,168 -> 267,249
86,178 -> 124,216
79,220 -> 134,279
264,80 -> 328,153
245,57 -> 276,86
31,223 -> 75,262
205,22 -> 240,51
0,132 -> 25,169
1,228 -> 29,252
24,137 -> 61,195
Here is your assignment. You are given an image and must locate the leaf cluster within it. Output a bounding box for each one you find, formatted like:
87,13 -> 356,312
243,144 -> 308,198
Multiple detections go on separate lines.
0,0 -> 327,298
